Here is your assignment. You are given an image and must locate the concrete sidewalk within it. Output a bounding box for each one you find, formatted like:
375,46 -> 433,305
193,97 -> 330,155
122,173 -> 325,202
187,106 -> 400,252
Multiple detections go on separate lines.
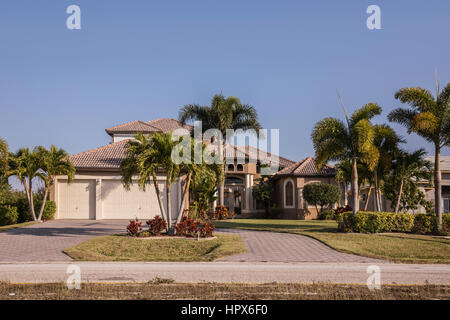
1,262 -> 449,285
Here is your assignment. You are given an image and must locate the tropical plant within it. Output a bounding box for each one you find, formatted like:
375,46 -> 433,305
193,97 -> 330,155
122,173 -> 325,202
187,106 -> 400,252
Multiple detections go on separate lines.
179,94 -> 262,205
371,124 -> 404,211
303,183 -> 341,214
121,133 -> 168,230
190,164 -> 220,219
252,175 -> 274,216
311,102 -> 382,213
8,148 -> 41,221
383,149 -> 432,213
0,138 -> 8,181
34,146 -> 75,221
388,78 -> 450,226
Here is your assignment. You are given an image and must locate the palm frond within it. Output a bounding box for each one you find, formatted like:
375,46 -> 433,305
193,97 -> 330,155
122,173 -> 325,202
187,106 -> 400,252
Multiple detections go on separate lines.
350,103 -> 382,127
394,87 -> 436,113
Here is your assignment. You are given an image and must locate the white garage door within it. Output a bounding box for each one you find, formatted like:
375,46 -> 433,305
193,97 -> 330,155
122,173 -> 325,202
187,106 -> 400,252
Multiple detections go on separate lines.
57,179 -> 95,219
101,180 -> 179,220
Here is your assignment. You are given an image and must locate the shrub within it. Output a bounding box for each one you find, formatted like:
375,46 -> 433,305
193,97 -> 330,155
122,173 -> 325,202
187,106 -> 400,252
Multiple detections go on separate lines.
268,207 -> 282,219
303,183 -> 341,213
126,219 -> 142,237
199,222 -> 215,238
411,214 -> 438,235
40,201 -> 56,220
175,217 -> 199,237
338,211 -> 414,234
211,205 -> 229,220
0,205 -> 19,226
146,216 -> 167,235
318,209 -> 336,220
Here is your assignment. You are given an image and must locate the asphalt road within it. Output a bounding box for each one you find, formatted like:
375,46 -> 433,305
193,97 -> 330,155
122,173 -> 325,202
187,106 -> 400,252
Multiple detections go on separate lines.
1,262 -> 449,285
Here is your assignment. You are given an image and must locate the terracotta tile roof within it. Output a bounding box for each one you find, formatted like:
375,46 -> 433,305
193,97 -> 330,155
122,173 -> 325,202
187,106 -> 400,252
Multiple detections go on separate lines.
147,118 -> 193,133
105,121 -> 161,135
69,140 -> 129,169
275,156 -> 335,177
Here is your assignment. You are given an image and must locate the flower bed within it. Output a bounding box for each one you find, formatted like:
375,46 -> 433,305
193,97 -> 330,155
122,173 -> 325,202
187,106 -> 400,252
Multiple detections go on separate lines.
126,216 -> 215,239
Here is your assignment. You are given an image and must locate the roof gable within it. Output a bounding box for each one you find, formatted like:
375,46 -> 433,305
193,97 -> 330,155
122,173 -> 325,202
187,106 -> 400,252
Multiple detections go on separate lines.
275,156 -> 335,177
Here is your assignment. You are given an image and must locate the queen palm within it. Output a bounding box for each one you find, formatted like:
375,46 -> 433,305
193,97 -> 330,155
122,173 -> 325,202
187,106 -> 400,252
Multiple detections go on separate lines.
311,103 -> 381,214
388,80 -> 450,225
34,146 -> 75,222
121,133 -> 168,228
390,149 -> 432,213
179,94 -> 262,205
372,124 -> 404,211
8,148 -> 41,221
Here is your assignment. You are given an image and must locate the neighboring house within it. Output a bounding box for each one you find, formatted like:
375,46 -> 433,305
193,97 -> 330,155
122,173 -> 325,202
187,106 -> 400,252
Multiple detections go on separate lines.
50,118 -> 338,220
359,156 -> 450,214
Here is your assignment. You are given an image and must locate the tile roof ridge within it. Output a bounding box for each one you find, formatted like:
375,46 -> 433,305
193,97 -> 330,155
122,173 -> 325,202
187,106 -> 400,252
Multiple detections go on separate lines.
69,139 -> 130,158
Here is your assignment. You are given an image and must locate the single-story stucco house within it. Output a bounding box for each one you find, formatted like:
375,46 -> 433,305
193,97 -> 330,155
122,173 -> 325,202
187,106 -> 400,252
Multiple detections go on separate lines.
50,118 -> 339,221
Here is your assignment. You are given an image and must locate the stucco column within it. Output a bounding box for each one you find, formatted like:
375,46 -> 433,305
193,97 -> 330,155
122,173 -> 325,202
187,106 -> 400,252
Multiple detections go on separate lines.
95,178 -> 102,220
243,174 -> 250,212
248,175 -> 253,211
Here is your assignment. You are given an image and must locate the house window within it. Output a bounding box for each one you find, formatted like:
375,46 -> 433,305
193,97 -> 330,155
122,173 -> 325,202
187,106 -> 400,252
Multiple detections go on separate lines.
284,180 -> 294,208
237,164 -> 244,172
228,164 -> 234,171
444,199 -> 450,213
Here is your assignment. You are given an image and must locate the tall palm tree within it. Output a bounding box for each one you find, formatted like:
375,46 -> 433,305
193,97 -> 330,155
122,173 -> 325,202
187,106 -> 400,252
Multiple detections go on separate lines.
0,138 -> 8,181
311,103 -> 382,214
8,148 -> 41,221
35,146 -> 75,222
372,124 -> 404,211
179,94 -> 262,205
121,133 -> 168,228
388,79 -> 450,225
390,149 -> 432,213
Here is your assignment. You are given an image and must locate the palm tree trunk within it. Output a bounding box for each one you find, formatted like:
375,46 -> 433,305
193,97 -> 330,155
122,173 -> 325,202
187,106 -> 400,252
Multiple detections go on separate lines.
364,185 -> 372,211
395,180 -> 404,213
351,158 -> 359,214
434,145 -> 442,228
28,179 -> 37,222
176,173 -> 191,226
37,187 -> 49,221
373,170 -> 380,211
152,173 -> 168,229
166,182 -> 172,234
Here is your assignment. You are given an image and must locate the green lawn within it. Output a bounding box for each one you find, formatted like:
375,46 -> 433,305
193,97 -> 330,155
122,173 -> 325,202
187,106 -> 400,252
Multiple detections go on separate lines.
0,221 -> 37,232
64,234 -> 246,262
214,219 -> 450,264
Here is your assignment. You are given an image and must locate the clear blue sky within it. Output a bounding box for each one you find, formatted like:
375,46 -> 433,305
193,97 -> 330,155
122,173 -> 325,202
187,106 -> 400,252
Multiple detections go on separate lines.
0,0 -> 449,162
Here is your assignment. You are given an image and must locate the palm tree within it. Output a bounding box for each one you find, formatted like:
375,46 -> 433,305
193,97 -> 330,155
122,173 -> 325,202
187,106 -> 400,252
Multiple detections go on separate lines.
388,79 -> 450,225
34,146 -> 75,221
0,138 -> 8,181
121,133 -> 168,228
372,124 -> 404,211
8,148 -> 41,221
390,149 -> 432,213
179,94 -> 262,205
311,103 -> 381,214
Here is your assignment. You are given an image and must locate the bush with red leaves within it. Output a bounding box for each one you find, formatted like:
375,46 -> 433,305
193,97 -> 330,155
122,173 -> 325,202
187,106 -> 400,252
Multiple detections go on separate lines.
146,215 -> 167,235
334,205 -> 352,215
175,217 -> 200,237
200,222 -> 215,238
127,219 -> 142,237
211,205 -> 229,220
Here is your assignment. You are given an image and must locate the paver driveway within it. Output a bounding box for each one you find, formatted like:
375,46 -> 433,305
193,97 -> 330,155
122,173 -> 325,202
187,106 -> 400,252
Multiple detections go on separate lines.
0,220 -> 380,263
218,229 -> 380,263
0,220 -> 126,262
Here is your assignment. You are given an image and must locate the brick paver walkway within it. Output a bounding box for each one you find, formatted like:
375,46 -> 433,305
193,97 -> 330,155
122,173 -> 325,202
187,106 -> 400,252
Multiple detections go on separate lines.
218,229 -> 381,263
0,220 -> 380,263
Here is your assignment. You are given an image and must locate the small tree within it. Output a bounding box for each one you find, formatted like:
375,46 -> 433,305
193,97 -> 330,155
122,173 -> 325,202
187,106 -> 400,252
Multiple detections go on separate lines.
303,183 -> 341,214
252,176 -> 274,216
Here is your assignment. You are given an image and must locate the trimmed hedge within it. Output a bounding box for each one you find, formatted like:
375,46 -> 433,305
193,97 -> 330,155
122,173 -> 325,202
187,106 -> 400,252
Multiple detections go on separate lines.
0,205 -> 19,226
338,211 -> 450,235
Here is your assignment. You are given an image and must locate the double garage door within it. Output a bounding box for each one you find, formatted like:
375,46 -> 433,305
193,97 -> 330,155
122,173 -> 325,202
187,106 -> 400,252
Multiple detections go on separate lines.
57,179 -> 178,220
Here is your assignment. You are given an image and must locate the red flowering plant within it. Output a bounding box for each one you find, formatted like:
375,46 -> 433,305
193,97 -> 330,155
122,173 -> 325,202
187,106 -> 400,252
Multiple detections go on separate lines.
199,222 -> 215,238
146,215 -> 167,235
213,205 -> 229,220
127,219 -> 142,237
175,217 -> 199,237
